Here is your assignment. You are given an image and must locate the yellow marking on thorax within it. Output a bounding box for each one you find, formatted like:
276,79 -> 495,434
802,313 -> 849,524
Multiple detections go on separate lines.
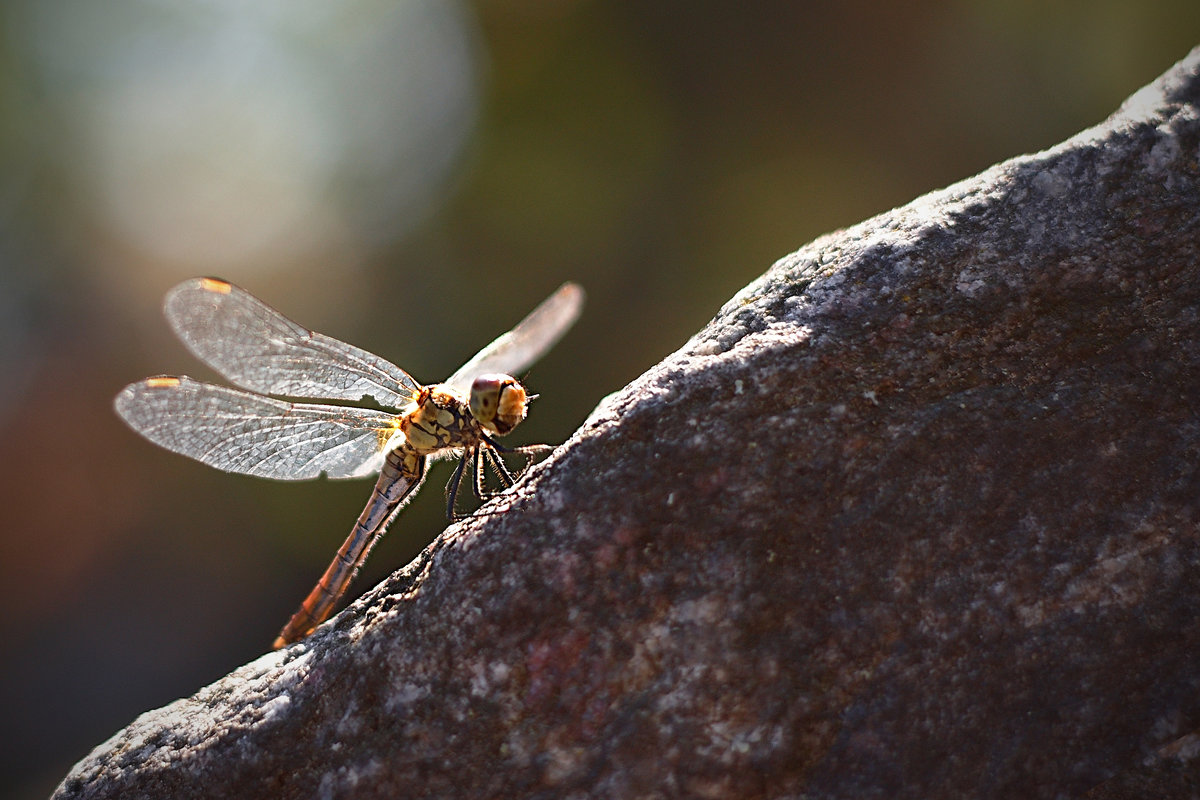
198,277 -> 232,294
145,376 -> 181,388
402,388 -> 478,454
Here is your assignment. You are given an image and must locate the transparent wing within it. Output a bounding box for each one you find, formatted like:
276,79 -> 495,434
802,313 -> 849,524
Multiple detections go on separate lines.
164,277 -> 421,409
114,376 -> 400,480
443,282 -> 585,394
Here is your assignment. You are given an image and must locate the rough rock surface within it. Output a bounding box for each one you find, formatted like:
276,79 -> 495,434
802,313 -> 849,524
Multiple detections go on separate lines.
56,48 -> 1200,800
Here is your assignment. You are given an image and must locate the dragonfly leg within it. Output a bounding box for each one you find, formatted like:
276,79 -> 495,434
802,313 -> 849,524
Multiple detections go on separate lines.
478,443 -> 515,494
481,431 -> 553,462
445,448 -> 473,521
446,439 -> 557,520
476,442 -> 556,498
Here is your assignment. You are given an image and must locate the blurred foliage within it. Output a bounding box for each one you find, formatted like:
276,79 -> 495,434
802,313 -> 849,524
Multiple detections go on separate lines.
0,1 -> 1197,796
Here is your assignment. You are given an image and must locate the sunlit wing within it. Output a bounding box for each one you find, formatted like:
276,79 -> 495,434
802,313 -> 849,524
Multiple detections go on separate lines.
443,282 -> 585,394
114,376 -> 400,480
164,277 -> 421,409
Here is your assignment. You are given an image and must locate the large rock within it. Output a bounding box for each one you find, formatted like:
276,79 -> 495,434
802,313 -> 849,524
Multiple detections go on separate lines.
56,47 -> 1200,800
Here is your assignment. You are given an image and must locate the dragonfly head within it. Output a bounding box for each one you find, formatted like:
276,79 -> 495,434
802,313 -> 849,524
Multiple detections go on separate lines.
469,373 -> 528,435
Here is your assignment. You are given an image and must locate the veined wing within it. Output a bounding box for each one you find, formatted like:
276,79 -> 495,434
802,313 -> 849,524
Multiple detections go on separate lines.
114,376 -> 400,480
165,277 -> 421,409
443,282 -> 585,394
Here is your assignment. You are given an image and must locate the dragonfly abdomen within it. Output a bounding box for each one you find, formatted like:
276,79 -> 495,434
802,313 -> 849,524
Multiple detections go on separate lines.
272,446 -> 426,648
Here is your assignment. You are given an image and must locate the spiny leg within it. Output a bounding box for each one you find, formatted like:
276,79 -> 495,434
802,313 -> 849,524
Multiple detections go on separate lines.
476,442 -> 517,498
445,447 -> 472,521
479,432 -> 554,482
475,438 -> 556,500
445,438 -> 558,521
445,445 -> 501,521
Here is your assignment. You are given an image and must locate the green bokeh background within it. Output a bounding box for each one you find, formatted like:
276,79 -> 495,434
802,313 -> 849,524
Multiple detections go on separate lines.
0,2 -> 1196,797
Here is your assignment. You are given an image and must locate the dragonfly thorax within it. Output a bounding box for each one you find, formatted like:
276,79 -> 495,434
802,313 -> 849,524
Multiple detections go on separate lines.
469,373 -> 529,436
399,386 -> 478,454
397,375 -> 527,454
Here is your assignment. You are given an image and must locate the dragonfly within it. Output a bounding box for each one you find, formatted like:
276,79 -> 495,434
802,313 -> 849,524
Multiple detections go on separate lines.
115,277 -> 584,649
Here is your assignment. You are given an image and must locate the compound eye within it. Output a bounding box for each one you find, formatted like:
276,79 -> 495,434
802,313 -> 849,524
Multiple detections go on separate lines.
470,373 -> 527,434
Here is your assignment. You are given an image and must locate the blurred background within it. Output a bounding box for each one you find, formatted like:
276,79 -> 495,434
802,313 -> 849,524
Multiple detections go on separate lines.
0,1 -> 1195,796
